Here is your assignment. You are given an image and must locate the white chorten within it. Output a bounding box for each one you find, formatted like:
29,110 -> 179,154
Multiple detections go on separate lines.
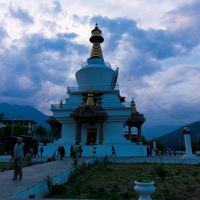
45,25 -> 147,157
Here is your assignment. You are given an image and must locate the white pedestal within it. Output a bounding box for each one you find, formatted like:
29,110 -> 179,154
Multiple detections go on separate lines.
182,153 -> 196,159
134,180 -> 155,200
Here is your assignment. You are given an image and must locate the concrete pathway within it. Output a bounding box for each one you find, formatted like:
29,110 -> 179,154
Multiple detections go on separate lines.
0,155 -> 49,163
0,158 -> 73,199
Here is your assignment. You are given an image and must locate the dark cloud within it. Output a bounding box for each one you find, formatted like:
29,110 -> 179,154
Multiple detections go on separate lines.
25,33 -> 86,56
9,6 -> 34,24
163,1 -> 200,53
90,13 -> 200,78
90,16 -> 162,77
91,15 -> 200,59
1,1 -> 199,126
0,32 -> 88,103
171,103 -> 200,122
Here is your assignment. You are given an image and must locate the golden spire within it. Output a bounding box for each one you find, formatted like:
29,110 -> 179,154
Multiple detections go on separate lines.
131,98 -> 138,114
86,92 -> 95,106
89,24 -> 104,58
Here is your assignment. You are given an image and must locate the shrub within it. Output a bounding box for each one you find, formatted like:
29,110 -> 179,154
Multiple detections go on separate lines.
153,164 -> 168,181
44,175 -> 53,192
68,170 -> 78,183
50,184 -> 65,195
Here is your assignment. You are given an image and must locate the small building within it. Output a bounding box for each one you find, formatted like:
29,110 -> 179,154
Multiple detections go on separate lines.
0,119 -> 37,135
45,25 -> 147,157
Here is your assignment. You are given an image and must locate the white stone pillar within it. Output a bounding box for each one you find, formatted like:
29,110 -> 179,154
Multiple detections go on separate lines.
182,127 -> 196,158
152,141 -> 156,156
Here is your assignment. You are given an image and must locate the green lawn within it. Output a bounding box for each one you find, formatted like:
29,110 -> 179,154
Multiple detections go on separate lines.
0,162 -> 13,171
46,163 -> 200,200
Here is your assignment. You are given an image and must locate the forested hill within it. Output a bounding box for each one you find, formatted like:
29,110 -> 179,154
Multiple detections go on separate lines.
157,121 -> 200,149
0,103 -> 49,129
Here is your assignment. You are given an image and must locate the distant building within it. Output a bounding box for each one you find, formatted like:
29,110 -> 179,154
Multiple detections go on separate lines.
44,25 -> 146,157
0,119 -> 37,134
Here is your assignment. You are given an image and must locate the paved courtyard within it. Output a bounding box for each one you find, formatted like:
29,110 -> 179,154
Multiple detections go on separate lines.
0,157 -> 73,199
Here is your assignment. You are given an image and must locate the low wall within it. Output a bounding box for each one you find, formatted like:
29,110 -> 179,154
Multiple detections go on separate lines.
10,156 -> 200,199
11,167 -> 73,199
108,156 -> 200,165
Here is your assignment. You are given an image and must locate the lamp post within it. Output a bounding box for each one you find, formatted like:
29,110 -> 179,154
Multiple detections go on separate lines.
11,119 -> 15,136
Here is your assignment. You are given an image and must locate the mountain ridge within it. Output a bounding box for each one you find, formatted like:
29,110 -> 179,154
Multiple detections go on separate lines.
157,121 -> 200,149
0,103 -> 49,129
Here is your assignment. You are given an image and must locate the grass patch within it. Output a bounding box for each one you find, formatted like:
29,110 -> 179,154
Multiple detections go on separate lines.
46,163 -> 200,200
0,162 -> 13,171
0,160 -> 46,172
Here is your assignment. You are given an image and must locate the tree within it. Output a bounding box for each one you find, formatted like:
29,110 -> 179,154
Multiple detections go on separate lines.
0,127 -> 8,141
142,135 -> 147,145
13,125 -> 29,136
0,113 -> 4,120
1,125 -> 28,137
36,126 -> 48,141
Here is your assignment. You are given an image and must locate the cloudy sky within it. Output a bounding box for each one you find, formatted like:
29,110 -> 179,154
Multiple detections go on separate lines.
0,0 -> 200,128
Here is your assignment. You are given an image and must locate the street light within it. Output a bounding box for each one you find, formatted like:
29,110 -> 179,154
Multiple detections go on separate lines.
11,119 -> 15,136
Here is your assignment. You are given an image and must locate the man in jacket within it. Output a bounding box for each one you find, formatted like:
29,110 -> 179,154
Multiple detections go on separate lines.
12,137 -> 24,180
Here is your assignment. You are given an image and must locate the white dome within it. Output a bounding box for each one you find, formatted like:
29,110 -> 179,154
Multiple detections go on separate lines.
75,58 -> 117,91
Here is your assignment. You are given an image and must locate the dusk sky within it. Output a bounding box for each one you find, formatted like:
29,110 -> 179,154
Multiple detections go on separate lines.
0,0 -> 199,128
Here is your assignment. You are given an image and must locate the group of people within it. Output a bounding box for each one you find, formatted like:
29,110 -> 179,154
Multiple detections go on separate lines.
11,138 -> 117,181
27,146 -> 44,158
57,145 -> 65,160
146,146 -> 176,156
70,145 -> 83,158
93,145 -> 116,157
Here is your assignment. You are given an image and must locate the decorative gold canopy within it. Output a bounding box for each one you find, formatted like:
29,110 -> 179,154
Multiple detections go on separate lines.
86,93 -> 95,106
131,98 -> 138,114
89,24 -> 104,58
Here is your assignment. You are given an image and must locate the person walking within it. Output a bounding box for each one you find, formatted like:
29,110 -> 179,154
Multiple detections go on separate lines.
111,145 -> 116,157
12,137 -> 24,180
70,145 -> 74,157
39,146 -> 44,157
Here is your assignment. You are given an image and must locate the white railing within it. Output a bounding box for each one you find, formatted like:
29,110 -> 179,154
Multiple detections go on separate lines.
51,101 -> 131,110
80,60 -> 112,68
67,84 -> 119,93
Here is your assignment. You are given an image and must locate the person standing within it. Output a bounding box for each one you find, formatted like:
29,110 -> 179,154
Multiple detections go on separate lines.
33,145 -> 39,158
93,146 -> 96,157
70,145 -> 74,157
60,146 -> 65,160
57,145 -> 61,157
12,137 -> 24,180
78,145 -> 83,158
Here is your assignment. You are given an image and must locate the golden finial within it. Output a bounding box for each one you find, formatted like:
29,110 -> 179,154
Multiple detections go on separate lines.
89,24 -> 104,58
